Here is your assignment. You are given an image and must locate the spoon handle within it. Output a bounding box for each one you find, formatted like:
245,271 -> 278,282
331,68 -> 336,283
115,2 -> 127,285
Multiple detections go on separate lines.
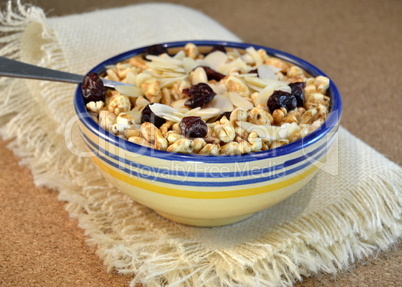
0,56 -> 83,83
0,56 -> 128,88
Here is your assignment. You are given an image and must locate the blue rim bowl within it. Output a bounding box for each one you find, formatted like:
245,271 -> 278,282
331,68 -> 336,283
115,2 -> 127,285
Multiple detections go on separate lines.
74,40 -> 342,226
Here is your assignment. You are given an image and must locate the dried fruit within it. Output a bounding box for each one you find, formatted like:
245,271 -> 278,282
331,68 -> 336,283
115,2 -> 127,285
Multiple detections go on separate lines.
143,44 -> 169,60
217,111 -> 232,121
267,90 -> 297,112
82,73 -> 106,103
184,83 -> 216,108
180,116 -> 208,138
209,44 -> 226,54
199,66 -> 225,81
141,104 -> 166,128
289,82 -> 306,107
249,68 -> 258,75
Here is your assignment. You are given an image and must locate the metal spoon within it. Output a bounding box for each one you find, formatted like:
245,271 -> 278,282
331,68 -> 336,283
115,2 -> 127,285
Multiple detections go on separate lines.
0,56 -> 131,88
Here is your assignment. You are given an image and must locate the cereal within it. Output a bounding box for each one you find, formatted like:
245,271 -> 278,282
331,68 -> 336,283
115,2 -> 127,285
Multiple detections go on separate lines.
84,43 -> 331,155
86,100 -> 104,114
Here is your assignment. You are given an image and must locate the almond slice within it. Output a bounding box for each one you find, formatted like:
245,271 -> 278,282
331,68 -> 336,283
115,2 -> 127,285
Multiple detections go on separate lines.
229,92 -> 254,110
192,108 -> 221,120
191,66 -> 208,85
145,55 -> 183,66
149,103 -> 183,122
182,57 -> 198,74
115,85 -> 143,98
257,65 -> 277,80
203,50 -> 228,70
208,94 -> 234,112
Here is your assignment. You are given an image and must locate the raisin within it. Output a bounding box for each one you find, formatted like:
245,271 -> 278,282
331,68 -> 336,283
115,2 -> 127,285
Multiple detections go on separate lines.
267,90 -> 297,112
180,116 -> 208,138
184,83 -> 216,109
140,104 -> 166,128
199,66 -> 225,81
249,68 -> 258,76
82,73 -> 106,104
209,44 -> 226,54
216,111 -> 232,121
289,82 -> 306,107
143,44 -> 169,60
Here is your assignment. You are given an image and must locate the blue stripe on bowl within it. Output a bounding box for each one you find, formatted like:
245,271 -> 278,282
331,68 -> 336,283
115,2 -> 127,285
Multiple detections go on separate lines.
83,135 -> 333,187
82,130 -> 336,178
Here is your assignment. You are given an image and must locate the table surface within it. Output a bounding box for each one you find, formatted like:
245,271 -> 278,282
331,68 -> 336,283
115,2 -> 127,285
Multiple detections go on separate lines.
1,0 -> 401,286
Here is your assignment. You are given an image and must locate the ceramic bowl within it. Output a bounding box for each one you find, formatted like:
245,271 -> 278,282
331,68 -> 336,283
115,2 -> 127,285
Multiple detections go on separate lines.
74,40 -> 342,226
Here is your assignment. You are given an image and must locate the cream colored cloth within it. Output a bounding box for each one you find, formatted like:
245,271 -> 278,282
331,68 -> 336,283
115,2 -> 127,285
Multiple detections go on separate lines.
0,2 -> 401,287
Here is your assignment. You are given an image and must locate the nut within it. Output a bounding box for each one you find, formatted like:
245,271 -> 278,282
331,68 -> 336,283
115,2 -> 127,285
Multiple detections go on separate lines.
106,68 -> 120,82
300,109 -> 317,125
214,117 -> 236,143
270,139 -> 289,149
99,110 -> 116,132
108,93 -> 131,115
247,131 -> 262,152
141,78 -> 162,103
166,138 -> 193,153
315,76 -> 330,93
235,126 -> 248,139
86,101 -> 104,114
160,121 -> 174,136
165,130 -> 184,144
264,57 -> 289,72
223,76 -> 250,98
123,128 -> 141,139
248,107 -> 273,125
161,88 -> 172,106
128,136 -> 152,148
198,143 -> 220,155
171,79 -> 191,100
220,142 -> 241,155
112,112 -> 136,134
129,57 -> 148,70
132,96 -> 150,112
286,65 -> 306,81
154,131 -> 168,151
238,140 -> 252,154
272,107 -> 287,125
140,122 -> 162,142
230,108 -> 248,125
192,138 -> 207,153
184,43 -> 199,59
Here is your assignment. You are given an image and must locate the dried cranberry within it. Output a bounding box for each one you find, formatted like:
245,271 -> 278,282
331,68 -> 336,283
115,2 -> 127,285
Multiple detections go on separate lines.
140,104 -> 166,128
267,90 -> 297,112
143,44 -> 169,60
82,73 -> 106,104
180,116 -> 208,138
184,83 -> 216,108
216,111 -> 232,121
289,82 -> 306,107
209,44 -> 226,54
199,66 -> 225,81
249,68 -> 258,76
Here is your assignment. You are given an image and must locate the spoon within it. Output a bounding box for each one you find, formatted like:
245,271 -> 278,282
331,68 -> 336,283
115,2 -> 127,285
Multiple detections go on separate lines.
0,56 -> 132,89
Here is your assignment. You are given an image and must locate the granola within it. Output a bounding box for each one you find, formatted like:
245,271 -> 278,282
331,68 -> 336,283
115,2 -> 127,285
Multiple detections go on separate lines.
85,43 -> 331,155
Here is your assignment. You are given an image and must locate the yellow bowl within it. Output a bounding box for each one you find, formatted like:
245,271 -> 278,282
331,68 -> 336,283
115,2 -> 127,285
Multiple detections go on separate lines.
74,41 -> 342,226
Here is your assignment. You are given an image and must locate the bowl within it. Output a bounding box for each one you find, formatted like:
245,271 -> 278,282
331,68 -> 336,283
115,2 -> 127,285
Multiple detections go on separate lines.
74,40 -> 342,226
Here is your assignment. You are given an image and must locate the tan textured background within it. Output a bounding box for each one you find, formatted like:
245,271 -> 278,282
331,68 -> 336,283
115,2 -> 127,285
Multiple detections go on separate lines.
0,0 -> 401,286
